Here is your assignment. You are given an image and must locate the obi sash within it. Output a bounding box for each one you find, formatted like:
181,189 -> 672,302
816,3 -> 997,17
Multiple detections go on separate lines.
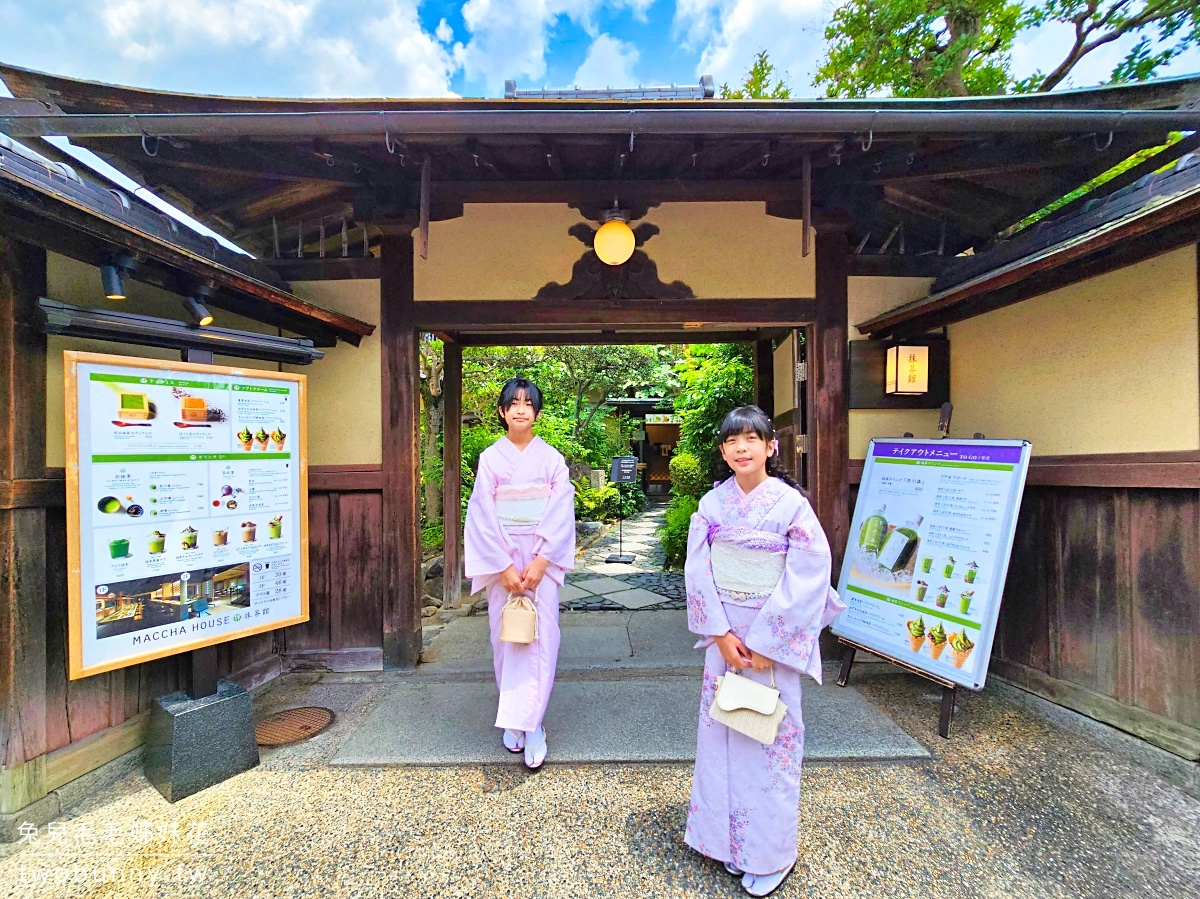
708,525 -> 788,601
495,483 -> 551,533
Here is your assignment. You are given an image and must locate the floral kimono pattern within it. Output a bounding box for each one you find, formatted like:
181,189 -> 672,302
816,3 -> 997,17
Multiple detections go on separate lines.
683,476 -> 845,875
464,436 -> 575,733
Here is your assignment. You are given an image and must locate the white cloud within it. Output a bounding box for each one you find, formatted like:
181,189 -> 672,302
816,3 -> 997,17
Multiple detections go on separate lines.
672,0 -> 827,93
436,18 -> 454,44
101,0 -> 317,62
454,0 -> 652,93
572,33 -> 640,88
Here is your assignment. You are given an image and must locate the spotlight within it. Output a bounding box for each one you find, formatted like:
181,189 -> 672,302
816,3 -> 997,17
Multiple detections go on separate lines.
100,265 -> 125,300
183,296 -> 214,327
99,254 -> 138,300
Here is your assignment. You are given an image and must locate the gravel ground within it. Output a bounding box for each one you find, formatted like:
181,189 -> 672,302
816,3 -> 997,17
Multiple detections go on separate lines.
2,666 -> 1197,899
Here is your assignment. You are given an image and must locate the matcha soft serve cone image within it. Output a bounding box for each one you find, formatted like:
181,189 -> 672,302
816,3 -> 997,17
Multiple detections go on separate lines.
254,427 -> 269,450
906,616 -> 926,653
950,630 -> 976,669
927,622 -> 948,660
271,427 -> 286,451
237,426 -> 253,451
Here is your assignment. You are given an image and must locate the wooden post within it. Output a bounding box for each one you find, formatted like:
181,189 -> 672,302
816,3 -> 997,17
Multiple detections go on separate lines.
753,337 -> 774,417
810,220 -> 851,578
0,238 -> 48,815
380,232 -> 422,668
442,341 -> 463,609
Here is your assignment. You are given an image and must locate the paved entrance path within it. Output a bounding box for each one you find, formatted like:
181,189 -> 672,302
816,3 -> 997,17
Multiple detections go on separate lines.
560,501 -> 685,610
333,610 -> 926,765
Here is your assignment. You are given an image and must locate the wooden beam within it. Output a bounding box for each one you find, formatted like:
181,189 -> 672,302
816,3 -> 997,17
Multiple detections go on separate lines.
0,478 -> 65,509
0,237 -> 47,798
810,222 -> 851,577
754,338 -> 774,414
380,232 -> 422,668
416,298 -> 816,331
442,342 -> 463,610
446,329 -> 761,347
306,465 -> 383,492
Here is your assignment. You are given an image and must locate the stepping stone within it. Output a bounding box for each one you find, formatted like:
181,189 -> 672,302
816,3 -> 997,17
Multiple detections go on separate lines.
605,587 -> 669,610
557,584 -> 592,602
572,576 -> 632,596
586,562 -> 648,576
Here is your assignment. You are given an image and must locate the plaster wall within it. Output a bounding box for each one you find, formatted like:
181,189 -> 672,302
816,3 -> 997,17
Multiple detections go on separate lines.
948,243 -> 1200,455
415,202 -> 815,300
43,253 -> 280,469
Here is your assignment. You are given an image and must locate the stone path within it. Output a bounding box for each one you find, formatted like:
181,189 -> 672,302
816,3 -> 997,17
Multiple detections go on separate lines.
560,501 -> 685,611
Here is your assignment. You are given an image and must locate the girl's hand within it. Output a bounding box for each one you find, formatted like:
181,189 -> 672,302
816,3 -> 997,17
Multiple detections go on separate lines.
714,631 -> 752,669
748,650 -> 772,672
499,565 -> 524,594
521,555 -> 550,592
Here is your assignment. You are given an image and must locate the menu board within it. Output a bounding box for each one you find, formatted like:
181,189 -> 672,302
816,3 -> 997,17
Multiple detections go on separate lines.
64,352 -> 309,679
832,439 -> 1031,690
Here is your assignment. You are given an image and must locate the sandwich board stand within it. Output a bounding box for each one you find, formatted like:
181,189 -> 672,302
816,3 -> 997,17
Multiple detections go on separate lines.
64,349 -> 309,800
832,438 -> 1032,738
605,455 -> 639,564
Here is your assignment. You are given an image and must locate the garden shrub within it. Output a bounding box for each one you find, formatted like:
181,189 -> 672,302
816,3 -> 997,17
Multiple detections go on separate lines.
659,495 -> 699,568
573,477 -> 621,522
668,451 -> 707,500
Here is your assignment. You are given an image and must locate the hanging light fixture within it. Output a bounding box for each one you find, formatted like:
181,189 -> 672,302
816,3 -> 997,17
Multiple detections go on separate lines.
886,344 -> 930,395
183,281 -> 215,327
593,205 -> 635,266
99,254 -> 138,300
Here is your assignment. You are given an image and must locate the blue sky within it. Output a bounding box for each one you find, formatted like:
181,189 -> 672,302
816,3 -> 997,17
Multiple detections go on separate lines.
0,0 -> 1196,100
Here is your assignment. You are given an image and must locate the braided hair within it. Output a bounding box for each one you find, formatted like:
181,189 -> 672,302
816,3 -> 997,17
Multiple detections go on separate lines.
713,405 -> 807,497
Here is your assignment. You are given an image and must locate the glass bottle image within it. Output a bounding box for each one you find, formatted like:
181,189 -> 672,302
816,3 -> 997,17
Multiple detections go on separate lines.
858,504 -> 887,554
877,515 -> 923,573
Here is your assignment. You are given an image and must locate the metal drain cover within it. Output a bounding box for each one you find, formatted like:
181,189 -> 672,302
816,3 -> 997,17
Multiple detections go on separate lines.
255,707 -> 336,746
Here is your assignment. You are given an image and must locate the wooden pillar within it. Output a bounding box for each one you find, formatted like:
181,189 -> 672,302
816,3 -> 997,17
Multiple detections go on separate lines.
810,221 -> 851,579
442,341 -> 463,609
0,238 -> 48,816
380,232 -> 422,668
753,337 -> 774,417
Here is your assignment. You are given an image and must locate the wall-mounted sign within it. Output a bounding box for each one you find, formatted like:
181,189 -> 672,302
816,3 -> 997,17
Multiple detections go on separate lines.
644,413 -> 682,424
64,352 -> 309,679
833,438 -> 1031,690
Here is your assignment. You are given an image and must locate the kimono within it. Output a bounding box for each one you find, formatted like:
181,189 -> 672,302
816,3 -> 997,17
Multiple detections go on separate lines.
684,476 -> 845,875
464,435 -> 576,733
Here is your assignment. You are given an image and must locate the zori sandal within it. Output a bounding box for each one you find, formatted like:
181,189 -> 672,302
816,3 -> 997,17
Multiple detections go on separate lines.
523,726 -> 548,770
502,729 -> 525,753
742,862 -> 795,897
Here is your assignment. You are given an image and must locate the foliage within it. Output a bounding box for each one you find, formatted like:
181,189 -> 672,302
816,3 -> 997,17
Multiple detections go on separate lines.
421,520 -> 444,550
674,344 -> 755,479
617,481 -> 647,518
658,495 -> 699,568
573,477 -> 622,522
669,451 -> 709,500
814,0 -> 1199,99
536,344 -> 669,436
719,50 -> 792,99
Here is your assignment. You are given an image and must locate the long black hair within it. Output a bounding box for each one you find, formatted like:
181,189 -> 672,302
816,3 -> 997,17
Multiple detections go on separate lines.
496,377 -> 544,429
714,405 -> 806,496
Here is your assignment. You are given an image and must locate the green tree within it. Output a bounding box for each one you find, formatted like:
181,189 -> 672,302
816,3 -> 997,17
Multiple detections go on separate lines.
537,344 -> 664,437
720,50 -> 792,99
814,0 -> 1199,98
674,343 -> 755,478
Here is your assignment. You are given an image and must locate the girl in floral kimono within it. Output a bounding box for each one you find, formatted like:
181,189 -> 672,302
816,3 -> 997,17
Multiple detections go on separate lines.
464,378 -> 575,769
684,405 -> 845,896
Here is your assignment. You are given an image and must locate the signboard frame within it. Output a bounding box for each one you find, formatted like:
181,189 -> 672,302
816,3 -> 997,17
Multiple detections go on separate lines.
609,455 -> 639,484
64,351 -> 310,680
832,437 -> 1032,692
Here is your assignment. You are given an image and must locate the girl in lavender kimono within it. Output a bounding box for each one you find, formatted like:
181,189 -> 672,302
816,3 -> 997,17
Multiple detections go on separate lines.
464,378 -> 576,769
684,405 -> 845,896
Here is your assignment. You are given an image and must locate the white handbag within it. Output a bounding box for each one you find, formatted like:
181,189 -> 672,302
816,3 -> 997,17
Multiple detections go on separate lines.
709,667 -> 788,745
499,589 -> 539,644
